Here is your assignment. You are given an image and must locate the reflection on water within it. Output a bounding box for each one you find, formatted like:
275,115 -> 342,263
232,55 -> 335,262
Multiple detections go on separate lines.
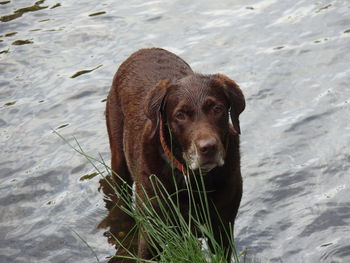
0,0 -> 48,23
98,175 -> 138,262
0,0 -> 349,262
70,65 -> 103,78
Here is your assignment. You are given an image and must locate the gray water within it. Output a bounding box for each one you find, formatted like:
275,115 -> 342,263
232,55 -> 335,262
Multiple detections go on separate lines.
1,0 -> 350,262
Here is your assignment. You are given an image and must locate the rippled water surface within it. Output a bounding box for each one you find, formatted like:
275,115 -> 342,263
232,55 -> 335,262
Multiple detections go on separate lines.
1,0 -> 350,262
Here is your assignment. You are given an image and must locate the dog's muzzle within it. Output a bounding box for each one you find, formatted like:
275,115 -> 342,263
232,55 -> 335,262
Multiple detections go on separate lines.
184,138 -> 225,173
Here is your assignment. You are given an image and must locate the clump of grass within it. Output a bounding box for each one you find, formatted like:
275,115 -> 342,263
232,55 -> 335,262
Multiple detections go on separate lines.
56,132 -> 247,263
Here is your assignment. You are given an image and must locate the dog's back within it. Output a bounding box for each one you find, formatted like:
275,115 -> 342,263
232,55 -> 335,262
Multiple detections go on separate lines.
114,48 -> 193,108
107,48 -> 193,167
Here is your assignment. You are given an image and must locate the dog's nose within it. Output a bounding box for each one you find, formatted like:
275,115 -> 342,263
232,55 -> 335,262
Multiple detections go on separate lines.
197,138 -> 217,156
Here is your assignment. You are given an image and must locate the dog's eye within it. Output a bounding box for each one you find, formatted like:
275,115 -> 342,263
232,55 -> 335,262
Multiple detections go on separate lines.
175,112 -> 186,121
213,105 -> 224,114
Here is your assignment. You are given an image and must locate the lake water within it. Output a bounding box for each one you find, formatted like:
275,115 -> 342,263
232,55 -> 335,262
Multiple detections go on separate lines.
1,0 -> 349,262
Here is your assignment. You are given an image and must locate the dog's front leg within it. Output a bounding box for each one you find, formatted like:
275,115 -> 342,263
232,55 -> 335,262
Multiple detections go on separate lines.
138,230 -> 153,260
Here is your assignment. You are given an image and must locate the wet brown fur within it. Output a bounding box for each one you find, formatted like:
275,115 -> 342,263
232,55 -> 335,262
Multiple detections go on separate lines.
105,48 -> 245,261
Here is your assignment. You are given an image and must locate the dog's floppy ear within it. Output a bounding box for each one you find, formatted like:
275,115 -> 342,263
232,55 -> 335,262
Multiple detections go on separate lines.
145,79 -> 171,138
213,74 -> 245,134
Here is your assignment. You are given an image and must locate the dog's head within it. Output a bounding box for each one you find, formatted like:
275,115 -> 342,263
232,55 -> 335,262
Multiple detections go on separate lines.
145,74 -> 245,173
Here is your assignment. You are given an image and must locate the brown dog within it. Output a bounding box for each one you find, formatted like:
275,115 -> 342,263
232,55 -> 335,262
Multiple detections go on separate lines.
105,48 -> 245,261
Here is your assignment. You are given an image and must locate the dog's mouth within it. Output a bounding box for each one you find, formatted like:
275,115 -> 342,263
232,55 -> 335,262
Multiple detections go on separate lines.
197,163 -> 220,174
183,151 -> 224,174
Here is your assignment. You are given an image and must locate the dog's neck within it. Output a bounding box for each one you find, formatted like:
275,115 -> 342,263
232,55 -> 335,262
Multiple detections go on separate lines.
159,117 -> 186,174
